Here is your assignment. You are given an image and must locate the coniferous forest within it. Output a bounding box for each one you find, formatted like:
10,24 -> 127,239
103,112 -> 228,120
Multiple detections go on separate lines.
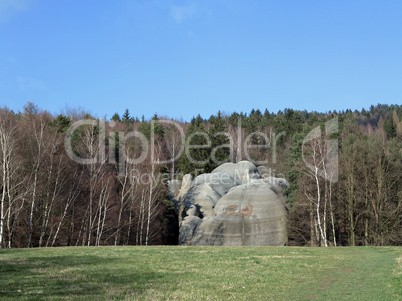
0,102 -> 400,248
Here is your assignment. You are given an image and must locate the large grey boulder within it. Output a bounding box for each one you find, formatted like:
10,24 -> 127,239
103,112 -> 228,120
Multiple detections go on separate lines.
212,161 -> 261,183
179,205 -> 203,245
193,172 -> 241,196
169,174 -> 194,219
169,161 -> 289,246
184,184 -> 220,218
178,172 -> 241,219
264,177 -> 290,199
167,179 -> 182,200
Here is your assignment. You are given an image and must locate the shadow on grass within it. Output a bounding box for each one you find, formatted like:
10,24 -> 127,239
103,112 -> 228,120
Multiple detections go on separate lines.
0,253 -> 163,300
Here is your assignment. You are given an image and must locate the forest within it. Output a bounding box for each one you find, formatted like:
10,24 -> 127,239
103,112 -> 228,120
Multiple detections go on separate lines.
0,102 -> 400,248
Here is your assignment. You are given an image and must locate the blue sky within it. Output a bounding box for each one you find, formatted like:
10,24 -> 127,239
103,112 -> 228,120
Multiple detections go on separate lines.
1,0 -> 401,121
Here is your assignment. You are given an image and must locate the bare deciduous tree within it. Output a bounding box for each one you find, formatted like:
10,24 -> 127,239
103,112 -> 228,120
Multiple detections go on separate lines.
0,109 -> 19,248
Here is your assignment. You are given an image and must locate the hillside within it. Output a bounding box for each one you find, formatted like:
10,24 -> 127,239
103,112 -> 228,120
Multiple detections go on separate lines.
0,103 -> 401,248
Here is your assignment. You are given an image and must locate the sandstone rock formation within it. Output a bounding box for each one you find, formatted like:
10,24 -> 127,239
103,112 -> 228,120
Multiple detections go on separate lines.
168,161 -> 289,246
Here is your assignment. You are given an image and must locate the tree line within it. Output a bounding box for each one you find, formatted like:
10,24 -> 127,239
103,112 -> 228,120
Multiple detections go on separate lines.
0,102 -> 400,248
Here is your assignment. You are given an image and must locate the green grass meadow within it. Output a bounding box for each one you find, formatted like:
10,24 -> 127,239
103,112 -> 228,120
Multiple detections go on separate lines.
0,246 -> 401,300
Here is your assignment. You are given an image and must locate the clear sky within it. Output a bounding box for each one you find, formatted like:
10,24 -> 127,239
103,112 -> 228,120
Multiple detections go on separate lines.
1,0 -> 401,121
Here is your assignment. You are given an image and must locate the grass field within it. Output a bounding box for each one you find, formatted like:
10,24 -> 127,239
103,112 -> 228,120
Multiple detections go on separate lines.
0,246 -> 401,300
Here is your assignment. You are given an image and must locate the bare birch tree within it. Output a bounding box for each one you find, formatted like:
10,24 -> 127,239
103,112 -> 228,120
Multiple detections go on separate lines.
0,109 -> 19,248
26,112 -> 49,248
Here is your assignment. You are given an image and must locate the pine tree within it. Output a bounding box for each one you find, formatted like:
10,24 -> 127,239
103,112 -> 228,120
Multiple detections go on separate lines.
177,115 -> 210,176
384,117 -> 396,139
111,113 -> 120,122
208,111 -> 231,171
